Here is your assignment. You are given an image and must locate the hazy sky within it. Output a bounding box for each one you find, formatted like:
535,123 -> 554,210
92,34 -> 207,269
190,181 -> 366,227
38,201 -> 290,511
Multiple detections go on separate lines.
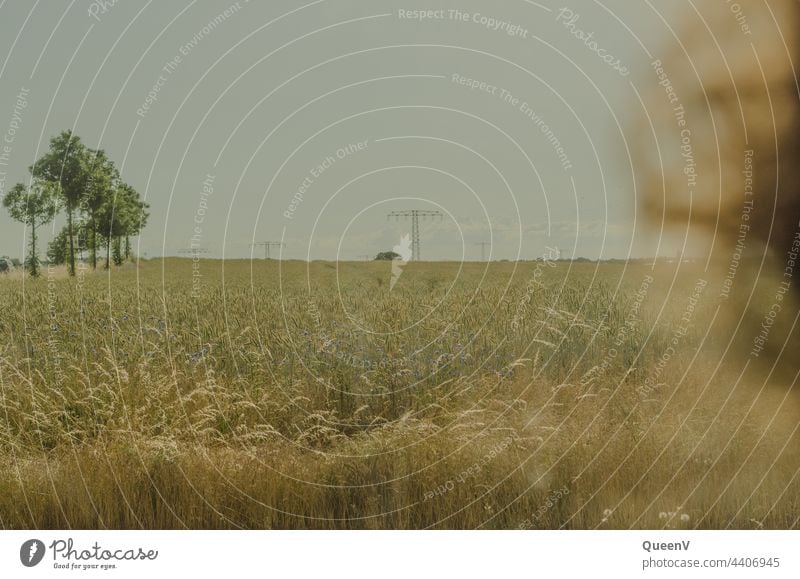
0,0 -> 684,261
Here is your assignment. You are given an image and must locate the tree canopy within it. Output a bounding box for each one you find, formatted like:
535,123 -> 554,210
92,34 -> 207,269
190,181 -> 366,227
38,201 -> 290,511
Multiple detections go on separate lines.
3,130 -> 149,277
3,180 -> 61,277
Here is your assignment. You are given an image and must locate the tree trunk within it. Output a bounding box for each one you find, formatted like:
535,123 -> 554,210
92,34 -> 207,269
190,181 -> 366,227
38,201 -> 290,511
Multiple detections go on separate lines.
125,236 -> 130,260
30,219 -> 38,277
67,207 -> 75,276
90,217 -> 97,269
113,236 -> 123,265
105,238 -> 111,269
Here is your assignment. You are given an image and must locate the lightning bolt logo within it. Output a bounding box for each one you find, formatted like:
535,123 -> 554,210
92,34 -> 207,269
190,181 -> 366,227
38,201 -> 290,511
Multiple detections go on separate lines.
390,233 -> 412,291
20,539 -> 45,567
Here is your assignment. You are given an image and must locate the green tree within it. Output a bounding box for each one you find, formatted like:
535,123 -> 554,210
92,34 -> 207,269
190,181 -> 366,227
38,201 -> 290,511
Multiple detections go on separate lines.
30,130 -> 89,276
97,182 -> 147,269
3,180 -> 61,277
98,197 -> 122,270
46,227 -> 70,266
114,182 -> 149,262
47,223 -> 87,265
83,148 -> 118,269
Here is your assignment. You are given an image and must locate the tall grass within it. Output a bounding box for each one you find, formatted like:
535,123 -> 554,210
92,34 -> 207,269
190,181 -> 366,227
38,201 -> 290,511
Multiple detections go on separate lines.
0,259 -> 797,528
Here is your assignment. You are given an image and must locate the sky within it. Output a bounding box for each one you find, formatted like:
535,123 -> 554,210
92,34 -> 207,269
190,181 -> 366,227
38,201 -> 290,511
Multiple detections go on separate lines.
0,0 -> 689,261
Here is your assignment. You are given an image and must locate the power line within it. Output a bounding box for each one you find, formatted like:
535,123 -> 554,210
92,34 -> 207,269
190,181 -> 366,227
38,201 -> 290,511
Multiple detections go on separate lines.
251,241 -> 285,260
178,247 -> 209,257
386,209 -> 443,261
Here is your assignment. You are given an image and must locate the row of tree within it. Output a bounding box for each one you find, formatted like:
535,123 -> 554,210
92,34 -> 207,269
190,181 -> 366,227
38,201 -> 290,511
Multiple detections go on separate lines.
2,130 -> 148,277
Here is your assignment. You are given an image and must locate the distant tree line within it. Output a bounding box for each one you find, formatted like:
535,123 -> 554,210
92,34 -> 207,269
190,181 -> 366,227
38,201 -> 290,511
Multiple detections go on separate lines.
2,130 -> 148,277
374,251 -> 401,261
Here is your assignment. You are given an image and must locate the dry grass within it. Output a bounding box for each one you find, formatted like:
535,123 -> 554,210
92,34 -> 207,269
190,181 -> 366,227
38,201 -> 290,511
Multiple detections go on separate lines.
0,258 -> 798,529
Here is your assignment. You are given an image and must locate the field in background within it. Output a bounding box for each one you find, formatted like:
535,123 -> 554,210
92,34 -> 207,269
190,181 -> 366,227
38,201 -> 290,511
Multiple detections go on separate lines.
0,259 -> 798,529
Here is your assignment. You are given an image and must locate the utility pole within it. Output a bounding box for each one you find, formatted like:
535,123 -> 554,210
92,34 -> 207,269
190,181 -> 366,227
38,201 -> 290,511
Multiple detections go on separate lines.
475,242 -> 491,262
387,209 -> 443,261
358,254 -> 372,261
251,241 -> 285,260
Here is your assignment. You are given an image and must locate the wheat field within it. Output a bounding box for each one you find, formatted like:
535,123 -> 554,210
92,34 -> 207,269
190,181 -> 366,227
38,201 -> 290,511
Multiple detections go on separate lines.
0,258 -> 798,529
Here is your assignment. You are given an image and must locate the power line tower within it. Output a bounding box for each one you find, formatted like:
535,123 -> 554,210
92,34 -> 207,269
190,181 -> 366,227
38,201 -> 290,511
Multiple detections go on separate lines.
387,209 -> 443,261
475,242 -> 491,261
251,241 -> 285,260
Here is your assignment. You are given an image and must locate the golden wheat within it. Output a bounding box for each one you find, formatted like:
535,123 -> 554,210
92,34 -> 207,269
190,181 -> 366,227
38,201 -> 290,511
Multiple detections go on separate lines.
0,258 -> 797,529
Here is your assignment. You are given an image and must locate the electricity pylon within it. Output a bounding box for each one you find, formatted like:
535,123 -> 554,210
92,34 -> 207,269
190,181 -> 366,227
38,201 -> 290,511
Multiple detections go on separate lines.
387,210 -> 443,261
475,242 -> 491,261
251,241 -> 285,260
